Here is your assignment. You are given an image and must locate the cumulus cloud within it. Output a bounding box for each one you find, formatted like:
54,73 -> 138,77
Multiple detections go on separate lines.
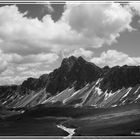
0,61 -> 52,85
90,50 -> 140,67
17,53 -> 59,64
0,59 -> 7,73
62,2 -> 133,47
0,3 -> 134,55
0,49 -> 58,85
128,2 -> 140,24
0,3 -> 136,85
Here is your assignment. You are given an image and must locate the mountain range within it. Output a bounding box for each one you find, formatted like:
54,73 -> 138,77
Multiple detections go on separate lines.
0,56 -> 140,109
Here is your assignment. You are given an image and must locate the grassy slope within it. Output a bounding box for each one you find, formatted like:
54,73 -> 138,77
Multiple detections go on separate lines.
62,104 -> 140,136
0,103 -> 140,136
0,117 -> 68,136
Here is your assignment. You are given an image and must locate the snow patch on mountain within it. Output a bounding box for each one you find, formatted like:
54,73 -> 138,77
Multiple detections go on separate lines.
95,87 -> 102,95
121,87 -> 132,99
134,86 -> 140,94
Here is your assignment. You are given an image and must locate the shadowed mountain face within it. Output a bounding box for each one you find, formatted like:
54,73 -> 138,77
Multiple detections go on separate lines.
45,56 -> 102,94
20,56 -> 140,95
20,56 -> 102,95
21,74 -> 49,91
0,56 -> 140,109
100,65 -> 140,92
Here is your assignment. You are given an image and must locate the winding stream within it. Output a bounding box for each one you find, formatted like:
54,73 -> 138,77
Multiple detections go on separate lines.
57,124 -> 75,139
131,131 -> 140,136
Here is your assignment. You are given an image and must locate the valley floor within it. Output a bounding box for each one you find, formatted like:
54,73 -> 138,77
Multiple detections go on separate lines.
0,103 -> 140,137
63,107 -> 140,136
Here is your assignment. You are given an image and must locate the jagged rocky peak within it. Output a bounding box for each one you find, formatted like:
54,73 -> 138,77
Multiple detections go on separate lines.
60,56 -> 88,72
60,56 -> 78,72
61,56 -> 89,66
45,56 -> 102,94
21,74 -> 49,91
39,74 -> 48,80
77,56 -> 86,63
60,56 -> 103,80
102,66 -> 110,71
61,56 -> 77,65
61,56 -> 100,70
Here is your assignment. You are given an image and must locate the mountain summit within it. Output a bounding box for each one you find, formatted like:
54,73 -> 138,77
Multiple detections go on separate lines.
20,56 -> 102,95
45,56 -> 102,94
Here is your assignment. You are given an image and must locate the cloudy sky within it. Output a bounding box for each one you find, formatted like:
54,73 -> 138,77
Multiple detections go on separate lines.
0,1 -> 140,85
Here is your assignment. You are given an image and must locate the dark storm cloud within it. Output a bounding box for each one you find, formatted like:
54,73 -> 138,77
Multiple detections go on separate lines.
0,2 -> 65,21
50,2 -> 65,21
130,14 -> 140,31
16,4 -> 51,20
16,2 -> 65,21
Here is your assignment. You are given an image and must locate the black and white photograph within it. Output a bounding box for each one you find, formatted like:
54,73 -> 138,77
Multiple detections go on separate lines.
0,0 -> 140,138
